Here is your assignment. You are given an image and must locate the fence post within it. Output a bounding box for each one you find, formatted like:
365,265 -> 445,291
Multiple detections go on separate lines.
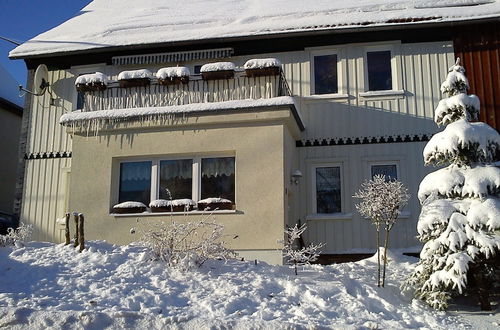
64,213 -> 70,245
78,214 -> 85,253
73,212 -> 79,248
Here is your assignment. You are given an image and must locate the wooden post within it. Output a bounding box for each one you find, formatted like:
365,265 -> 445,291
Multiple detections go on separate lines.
64,213 -> 71,245
73,212 -> 79,248
78,214 -> 85,253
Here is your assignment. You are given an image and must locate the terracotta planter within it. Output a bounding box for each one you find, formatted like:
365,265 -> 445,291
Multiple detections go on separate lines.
201,70 -> 234,81
245,66 -> 280,78
118,78 -> 151,88
158,76 -> 189,86
113,206 -> 146,214
197,201 -> 234,211
76,82 -> 107,92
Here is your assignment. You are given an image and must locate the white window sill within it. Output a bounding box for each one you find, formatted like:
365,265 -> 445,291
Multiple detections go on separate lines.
304,93 -> 350,101
306,212 -> 353,221
111,210 -> 239,217
359,90 -> 405,98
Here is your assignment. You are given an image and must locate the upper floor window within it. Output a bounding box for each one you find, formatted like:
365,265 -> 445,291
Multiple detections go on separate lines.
366,50 -> 392,91
313,54 -> 338,95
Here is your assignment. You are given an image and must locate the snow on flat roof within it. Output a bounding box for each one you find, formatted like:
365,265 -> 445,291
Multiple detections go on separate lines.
0,63 -> 23,108
59,96 -> 297,126
10,0 -> 500,58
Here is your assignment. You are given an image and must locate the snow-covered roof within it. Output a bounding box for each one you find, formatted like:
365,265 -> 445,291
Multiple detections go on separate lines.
10,0 -> 500,58
0,63 -> 23,108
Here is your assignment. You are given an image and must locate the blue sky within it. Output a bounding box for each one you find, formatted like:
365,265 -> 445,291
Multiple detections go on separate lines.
0,0 -> 92,86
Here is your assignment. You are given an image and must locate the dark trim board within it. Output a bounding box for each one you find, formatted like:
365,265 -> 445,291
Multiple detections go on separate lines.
296,134 -> 431,147
19,20 -> 498,70
25,151 -> 72,160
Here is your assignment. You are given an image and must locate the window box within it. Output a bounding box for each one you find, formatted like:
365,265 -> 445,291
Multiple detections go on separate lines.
197,198 -> 234,211
76,82 -> 107,92
149,199 -> 196,212
244,58 -> 282,77
156,67 -> 190,86
112,201 -> 147,214
200,62 -> 235,80
157,76 -> 189,86
75,72 -> 108,92
118,69 -> 153,88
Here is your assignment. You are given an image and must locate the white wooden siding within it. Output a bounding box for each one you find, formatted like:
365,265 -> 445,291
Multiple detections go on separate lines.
21,69 -> 74,242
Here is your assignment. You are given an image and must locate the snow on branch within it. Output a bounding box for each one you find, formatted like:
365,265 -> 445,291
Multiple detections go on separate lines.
423,119 -> 500,165
434,93 -> 479,127
418,164 -> 500,203
283,223 -> 324,275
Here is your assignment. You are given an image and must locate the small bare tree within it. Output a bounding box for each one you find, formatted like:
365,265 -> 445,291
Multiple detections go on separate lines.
354,175 -> 410,287
283,223 -> 324,275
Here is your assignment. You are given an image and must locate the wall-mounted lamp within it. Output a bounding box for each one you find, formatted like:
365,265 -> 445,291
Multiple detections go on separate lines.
291,169 -> 303,185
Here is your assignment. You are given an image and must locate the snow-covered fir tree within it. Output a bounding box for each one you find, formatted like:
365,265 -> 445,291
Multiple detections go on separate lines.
404,58 -> 500,310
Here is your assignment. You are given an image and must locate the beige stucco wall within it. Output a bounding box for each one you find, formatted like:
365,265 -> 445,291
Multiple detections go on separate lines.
0,108 -> 21,214
68,112 -> 301,263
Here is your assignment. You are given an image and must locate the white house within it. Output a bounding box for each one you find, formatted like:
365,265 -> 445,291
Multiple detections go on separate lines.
9,0 -> 500,263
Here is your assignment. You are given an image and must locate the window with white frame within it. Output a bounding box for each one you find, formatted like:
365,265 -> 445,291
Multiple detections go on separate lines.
366,50 -> 393,91
313,165 -> 342,214
370,163 -> 398,181
117,156 -> 235,208
312,53 -> 339,95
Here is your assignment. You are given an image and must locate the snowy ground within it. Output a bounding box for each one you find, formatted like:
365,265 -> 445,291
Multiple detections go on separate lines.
0,241 -> 495,329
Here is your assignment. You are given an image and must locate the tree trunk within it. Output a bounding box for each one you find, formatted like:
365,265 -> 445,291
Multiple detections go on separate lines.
73,213 -> 79,248
472,264 -> 492,311
376,228 -> 381,287
382,227 -> 391,287
64,213 -> 70,245
78,214 -> 85,253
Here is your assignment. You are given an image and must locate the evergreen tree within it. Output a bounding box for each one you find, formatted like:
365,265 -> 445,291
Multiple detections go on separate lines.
404,58 -> 500,310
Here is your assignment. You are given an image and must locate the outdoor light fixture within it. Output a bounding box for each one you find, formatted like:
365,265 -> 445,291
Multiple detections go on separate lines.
291,169 -> 303,185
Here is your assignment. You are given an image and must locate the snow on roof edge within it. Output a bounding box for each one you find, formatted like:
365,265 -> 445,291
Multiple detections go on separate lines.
9,11 -> 500,59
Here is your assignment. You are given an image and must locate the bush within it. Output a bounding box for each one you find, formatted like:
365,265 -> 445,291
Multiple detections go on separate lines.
138,220 -> 235,270
0,222 -> 33,247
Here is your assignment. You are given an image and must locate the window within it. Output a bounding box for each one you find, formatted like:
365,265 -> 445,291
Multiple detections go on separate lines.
119,161 -> 152,205
313,54 -> 338,95
201,157 -> 235,202
366,50 -> 392,91
193,65 -> 202,74
315,166 -> 342,214
117,156 -> 235,211
371,164 -> 398,181
159,159 -> 192,200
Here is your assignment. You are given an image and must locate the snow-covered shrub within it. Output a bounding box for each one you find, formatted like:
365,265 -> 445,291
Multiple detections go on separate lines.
404,58 -> 500,311
282,223 -> 324,275
0,222 -> 33,247
354,175 -> 410,287
139,219 -> 235,270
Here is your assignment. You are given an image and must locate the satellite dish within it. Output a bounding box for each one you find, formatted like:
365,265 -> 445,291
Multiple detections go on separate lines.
19,64 -> 50,97
34,64 -> 49,95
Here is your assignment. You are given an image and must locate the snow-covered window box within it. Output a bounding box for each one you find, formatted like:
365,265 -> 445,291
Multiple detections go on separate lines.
114,156 -> 235,214
118,69 -> 153,88
113,201 -> 147,214
200,62 -> 235,80
244,58 -> 281,78
75,72 -> 108,92
156,67 -> 190,85
311,163 -> 344,214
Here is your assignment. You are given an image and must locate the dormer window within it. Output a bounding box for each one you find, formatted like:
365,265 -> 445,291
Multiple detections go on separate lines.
366,50 -> 392,91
